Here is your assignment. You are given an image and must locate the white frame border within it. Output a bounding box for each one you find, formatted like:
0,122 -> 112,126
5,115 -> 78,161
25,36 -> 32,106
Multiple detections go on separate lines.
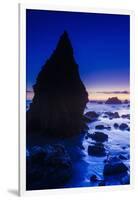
19,3 -> 135,196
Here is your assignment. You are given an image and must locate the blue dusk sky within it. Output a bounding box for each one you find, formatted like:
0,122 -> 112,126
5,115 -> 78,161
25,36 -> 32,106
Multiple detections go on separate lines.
26,9 -> 130,100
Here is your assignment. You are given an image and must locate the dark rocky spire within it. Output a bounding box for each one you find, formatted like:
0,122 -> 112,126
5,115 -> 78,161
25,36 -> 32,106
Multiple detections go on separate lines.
27,31 -> 88,137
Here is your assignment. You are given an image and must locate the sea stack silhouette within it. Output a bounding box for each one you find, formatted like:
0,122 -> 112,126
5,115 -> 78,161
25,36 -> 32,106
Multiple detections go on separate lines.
27,31 -> 88,137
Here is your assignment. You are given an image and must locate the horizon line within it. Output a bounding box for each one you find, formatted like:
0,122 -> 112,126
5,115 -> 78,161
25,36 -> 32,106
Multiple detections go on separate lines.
26,90 -> 130,94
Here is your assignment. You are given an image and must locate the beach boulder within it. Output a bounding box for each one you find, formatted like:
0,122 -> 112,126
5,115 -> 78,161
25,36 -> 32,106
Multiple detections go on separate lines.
27,31 -> 88,137
85,111 -> 99,120
88,143 -> 106,157
119,123 -> 129,131
83,111 -> 99,123
103,156 -> 128,176
114,123 -> 119,129
90,132 -> 108,142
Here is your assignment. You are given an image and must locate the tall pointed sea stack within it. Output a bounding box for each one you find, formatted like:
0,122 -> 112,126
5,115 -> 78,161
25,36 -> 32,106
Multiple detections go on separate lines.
27,31 -> 88,137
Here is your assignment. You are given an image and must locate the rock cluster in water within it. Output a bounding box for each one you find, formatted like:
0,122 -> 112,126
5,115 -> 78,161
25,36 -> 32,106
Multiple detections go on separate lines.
83,107 -> 130,186
26,145 -> 72,190
27,31 -> 88,137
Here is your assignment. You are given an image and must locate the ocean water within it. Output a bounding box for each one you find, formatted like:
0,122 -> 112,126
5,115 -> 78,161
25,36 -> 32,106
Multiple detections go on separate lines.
26,100 -> 130,188
81,102 -> 130,186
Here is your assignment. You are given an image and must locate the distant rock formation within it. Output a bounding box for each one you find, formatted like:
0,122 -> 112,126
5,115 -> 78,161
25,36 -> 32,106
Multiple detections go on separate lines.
27,31 -> 88,137
105,97 -> 122,104
124,99 -> 129,104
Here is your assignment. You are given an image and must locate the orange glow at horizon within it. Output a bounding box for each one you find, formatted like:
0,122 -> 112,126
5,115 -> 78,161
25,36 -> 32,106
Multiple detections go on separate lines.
26,90 -> 130,101
89,93 -> 129,100
88,92 -> 129,101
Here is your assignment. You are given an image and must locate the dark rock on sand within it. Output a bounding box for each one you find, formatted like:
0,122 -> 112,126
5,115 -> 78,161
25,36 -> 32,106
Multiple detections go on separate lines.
90,132 -> 108,142
105,97 -> 122,104
103,156 -> 128,176
119,123 -> 129,131
88,143 -> 106,157
95,125 -> 111,130
26,144 -> 72,190
27,31 -> 88,137
114,123 -> 119,129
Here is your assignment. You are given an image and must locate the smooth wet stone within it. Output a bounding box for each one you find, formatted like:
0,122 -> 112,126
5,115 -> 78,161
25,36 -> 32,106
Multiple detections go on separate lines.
103,157 -> 128,176
104,111 -> 120,119
121,114 -> 130,119
119,123 -> 129,131
90,132 -> 108,142
95,125 -> 111,130
88,144 -> 106,157
84,111 -> 99,120
114,123 -> 119,129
